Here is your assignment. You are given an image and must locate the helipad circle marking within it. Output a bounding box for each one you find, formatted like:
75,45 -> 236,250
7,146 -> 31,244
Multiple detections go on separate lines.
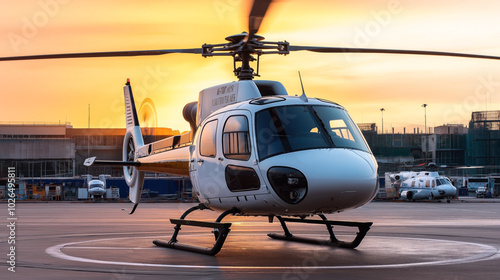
46,235 -> 500,270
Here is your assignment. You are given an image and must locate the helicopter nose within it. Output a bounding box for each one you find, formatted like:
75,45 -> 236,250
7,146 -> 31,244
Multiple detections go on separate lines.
303,149 -> 378,211
443,185 -> 457,197
260,149 -> 379,213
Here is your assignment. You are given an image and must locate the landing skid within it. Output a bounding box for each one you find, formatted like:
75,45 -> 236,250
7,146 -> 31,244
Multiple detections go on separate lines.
153,204 -> 240,256
154,206 -> 372,255
268,214 -> 373,249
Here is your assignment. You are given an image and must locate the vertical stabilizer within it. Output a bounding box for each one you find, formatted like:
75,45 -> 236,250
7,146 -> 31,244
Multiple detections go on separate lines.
98,174 -> 110,189
122,79 -> 145,214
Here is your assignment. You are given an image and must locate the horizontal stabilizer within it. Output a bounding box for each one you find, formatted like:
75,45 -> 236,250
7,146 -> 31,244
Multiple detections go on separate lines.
83,157 -> 96,166
84,157 -> 141,167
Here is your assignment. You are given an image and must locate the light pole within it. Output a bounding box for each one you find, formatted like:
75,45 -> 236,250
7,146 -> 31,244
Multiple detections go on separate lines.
380,108 -> 385,134
421,104 -> 427,134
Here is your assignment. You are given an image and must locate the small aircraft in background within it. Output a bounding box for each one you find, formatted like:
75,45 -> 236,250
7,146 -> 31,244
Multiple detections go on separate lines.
84,175 -> 109,199
390,171 -> 457,203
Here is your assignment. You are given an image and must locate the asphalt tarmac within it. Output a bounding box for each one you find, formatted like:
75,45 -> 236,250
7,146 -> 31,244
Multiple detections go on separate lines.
1,199 -> 500,279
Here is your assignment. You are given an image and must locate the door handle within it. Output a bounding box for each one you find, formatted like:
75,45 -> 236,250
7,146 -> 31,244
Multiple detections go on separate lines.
197,159 -> 204,163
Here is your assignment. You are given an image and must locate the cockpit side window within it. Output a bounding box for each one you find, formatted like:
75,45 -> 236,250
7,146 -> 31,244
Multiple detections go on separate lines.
329,119 -> 354,140
223,115 -> 251,161
439,178 -> 450,185
312,106 -> 369,152
199,119 -> 218,157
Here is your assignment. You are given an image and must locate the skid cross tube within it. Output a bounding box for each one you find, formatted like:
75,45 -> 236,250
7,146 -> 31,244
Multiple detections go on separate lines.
153,204 -> 240,256
268,215 -> 373,249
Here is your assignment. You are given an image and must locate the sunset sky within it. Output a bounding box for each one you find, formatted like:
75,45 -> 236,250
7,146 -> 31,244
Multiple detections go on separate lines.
1,0 -> 500,133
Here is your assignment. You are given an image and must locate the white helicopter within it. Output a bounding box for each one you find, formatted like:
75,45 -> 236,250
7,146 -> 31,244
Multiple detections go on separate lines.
87,179 -> 106,198
83,175 -> 109,199
4,0 -> 500,256
390,171 -> 457,203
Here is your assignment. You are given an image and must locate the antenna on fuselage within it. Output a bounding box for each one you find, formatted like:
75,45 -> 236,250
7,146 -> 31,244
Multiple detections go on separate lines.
298,71 -> 308,102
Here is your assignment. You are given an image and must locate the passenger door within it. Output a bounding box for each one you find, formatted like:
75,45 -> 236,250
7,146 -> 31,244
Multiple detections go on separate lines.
219,110 -> 269,196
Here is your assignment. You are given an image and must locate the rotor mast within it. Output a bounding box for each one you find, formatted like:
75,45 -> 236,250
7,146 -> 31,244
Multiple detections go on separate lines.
236,46 -> 255,80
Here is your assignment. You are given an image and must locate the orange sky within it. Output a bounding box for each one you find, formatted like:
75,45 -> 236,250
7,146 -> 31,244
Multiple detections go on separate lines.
1,0 -> 500,133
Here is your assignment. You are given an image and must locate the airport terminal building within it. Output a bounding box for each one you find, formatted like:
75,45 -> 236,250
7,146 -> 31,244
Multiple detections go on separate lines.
359,110 -> 500,175
0,123 -> 178,178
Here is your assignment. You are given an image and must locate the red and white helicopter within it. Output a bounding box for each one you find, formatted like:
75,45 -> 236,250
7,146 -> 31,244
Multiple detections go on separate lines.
3,0 -> 500,256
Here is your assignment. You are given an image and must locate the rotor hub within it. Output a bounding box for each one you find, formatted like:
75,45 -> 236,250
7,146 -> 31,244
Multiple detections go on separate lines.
225,32 -> 265,43
203,32 -> 289,80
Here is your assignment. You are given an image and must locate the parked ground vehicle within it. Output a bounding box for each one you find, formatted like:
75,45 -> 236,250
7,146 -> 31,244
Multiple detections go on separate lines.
476,186 -> 490,198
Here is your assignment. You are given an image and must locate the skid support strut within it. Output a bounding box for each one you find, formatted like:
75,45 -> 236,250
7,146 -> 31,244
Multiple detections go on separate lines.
268,214 -> 373,249
153,204 -> 240,256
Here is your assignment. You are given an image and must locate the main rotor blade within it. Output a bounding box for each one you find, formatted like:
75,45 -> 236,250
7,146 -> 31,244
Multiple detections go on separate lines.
0,48 -> 202,62
248,0 -> 273,36
289,46 -> 500,61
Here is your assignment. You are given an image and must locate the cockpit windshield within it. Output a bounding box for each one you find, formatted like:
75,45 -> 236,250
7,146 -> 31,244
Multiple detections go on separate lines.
255,105 -> 370,160
436,178 -> 449,186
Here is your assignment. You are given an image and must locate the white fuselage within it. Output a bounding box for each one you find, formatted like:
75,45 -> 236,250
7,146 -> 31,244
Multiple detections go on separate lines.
188,96 -> 379,215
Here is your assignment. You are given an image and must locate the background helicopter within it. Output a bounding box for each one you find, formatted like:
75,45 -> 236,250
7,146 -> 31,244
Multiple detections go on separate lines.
388,170 -> 457,203
3,0 -> 500,256
82,174 -> 111,199
84,175 -> 107,199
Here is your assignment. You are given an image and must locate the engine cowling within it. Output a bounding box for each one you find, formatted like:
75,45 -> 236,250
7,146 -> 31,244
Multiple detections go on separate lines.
182,101 -> 198,136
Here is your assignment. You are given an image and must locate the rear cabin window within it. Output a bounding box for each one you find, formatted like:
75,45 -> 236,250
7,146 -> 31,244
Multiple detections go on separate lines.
223,115 -> 251,161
